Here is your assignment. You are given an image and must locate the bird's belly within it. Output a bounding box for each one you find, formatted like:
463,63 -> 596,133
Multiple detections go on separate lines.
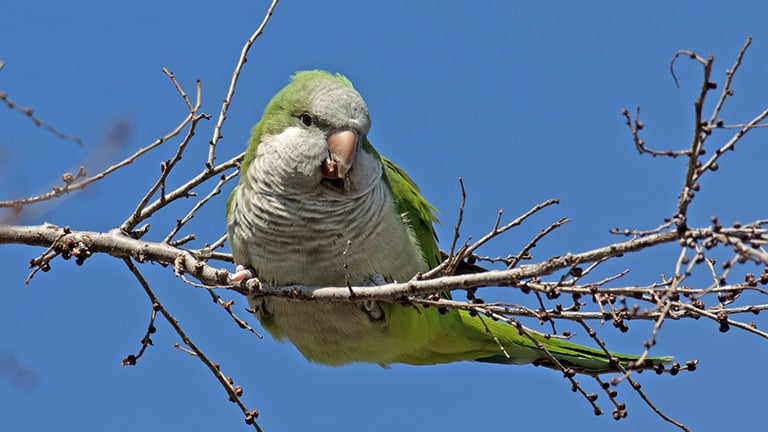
253,297 -> 397,365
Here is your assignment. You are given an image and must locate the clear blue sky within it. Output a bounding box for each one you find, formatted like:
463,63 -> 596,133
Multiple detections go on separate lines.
2,1 -> 767,431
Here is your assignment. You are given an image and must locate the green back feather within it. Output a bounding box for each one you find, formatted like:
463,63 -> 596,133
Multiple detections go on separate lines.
380,153 -> 441,269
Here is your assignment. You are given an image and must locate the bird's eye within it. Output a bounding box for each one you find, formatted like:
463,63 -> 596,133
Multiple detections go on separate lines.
300,113 -> 313,127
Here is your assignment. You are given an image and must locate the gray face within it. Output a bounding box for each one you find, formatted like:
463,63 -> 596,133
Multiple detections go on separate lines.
251,81 -> 377,197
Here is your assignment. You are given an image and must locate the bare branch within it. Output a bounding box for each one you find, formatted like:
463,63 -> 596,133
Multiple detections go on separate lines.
707,37 -> 752,125
121,76 -> 205,233
0,88 -> 83,146
0,110 -> 193,208
122,258 -> 262,430
207,0 -> 280,167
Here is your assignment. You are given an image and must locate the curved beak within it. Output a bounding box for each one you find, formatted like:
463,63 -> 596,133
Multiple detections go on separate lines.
321,129 -> 358,179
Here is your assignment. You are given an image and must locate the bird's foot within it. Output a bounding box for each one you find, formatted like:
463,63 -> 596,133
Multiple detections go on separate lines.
229,265 -> 255,283
359,274 -> 387,320
362,274 -> 388,286
361,300 -> 384,321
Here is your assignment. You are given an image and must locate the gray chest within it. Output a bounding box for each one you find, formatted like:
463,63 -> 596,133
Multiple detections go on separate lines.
228,181 -> 425,286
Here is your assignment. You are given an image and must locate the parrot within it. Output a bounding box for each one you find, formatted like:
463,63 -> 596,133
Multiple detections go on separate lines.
225,70 -> 671,372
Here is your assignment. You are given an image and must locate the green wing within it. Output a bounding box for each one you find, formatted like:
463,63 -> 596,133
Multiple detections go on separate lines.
380,154 -> 441,270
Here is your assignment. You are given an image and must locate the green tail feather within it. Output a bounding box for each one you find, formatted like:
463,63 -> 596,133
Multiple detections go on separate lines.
471,312 -> 672,374
475,333 -> 673,374
386,305 -> 673,373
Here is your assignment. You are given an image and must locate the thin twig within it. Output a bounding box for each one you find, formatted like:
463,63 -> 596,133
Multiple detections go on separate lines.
509,216 -> 568,269
1,111 -> 196,208
205,288 -> 263,338
576,320 -> 691,431
164,171 -> 238,243
121,77 -> 204,233
707,37 -> 751,126
120,302 -> 159,366
122,154 -> 242,233
208,0 -> 280,167
123,258 -> 262,431
0,90 -> 83,146
448,177 -> 468,262
675,52 -> 714,226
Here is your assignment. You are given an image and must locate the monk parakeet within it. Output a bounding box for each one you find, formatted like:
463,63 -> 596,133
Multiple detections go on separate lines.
226,70 -> 670,372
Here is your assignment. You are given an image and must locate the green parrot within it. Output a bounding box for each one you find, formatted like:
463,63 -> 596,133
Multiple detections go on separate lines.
226,70 -> 671,372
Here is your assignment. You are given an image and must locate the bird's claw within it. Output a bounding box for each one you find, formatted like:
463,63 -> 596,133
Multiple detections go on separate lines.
362,274 -> 388,286
229,265 -> 255,283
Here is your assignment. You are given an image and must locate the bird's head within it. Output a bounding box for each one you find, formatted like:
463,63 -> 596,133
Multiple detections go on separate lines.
243,70 -> 380,195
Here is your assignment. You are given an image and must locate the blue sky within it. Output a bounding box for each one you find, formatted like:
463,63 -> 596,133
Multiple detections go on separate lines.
2,1 -> 768,431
